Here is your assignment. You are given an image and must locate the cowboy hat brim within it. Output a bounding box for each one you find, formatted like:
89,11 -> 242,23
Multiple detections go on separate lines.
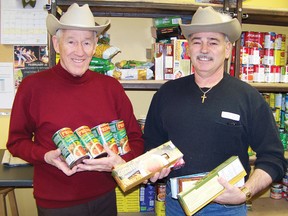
180,18 -> 241,43
46,14 -> 110,36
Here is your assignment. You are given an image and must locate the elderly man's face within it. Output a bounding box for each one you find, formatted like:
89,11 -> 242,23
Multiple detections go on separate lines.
52,29 -> 97,77
187,32 -> 232,76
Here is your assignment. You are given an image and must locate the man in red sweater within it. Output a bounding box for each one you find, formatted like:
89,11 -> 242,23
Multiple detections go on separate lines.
6,3 -> 144,216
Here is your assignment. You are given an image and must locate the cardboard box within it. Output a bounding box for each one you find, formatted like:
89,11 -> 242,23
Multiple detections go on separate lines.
177,156 -> 246,216
116,185 -> 140,212
170,172 -> 207,199
173,39 -> 192,79
164,43 -> 174,80
139,183 -> 155,212
112,140 -> 184,192
153,16 -> 181,28
153,42 -> 165,80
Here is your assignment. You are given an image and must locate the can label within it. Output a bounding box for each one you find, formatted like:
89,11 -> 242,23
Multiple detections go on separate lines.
91,123 -> 119,154
155,182 -> 166,216
264,32 -> 276,49
109,120 -> 131,155
240,64 -> 253,82
74,126 -> 106,158
52,127 -> 89,168
240,47 -> 249,64
137,118 -> 146,134
270,183 -> 283,199
275,34 -> 283,50
263,49 -> 274,65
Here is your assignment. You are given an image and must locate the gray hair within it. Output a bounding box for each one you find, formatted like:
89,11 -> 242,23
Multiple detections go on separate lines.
55,29 -> 97,42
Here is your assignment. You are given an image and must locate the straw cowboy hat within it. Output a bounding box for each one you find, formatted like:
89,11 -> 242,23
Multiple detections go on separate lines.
46,3 -> 110,36
180,6 -> 241,43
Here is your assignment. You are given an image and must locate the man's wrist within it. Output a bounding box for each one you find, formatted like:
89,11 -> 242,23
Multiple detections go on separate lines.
240,186 -> 252,201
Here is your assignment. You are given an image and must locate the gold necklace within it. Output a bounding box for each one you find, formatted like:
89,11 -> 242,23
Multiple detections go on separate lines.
198,86 -> 213,103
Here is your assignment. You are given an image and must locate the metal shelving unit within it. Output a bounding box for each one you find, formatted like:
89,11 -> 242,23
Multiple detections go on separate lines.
49,1 -> 288,92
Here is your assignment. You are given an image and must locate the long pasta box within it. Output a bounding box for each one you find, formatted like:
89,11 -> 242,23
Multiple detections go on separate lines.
112,140 -> 184,192
177,156 -> 246,216
170,172 -> 207,199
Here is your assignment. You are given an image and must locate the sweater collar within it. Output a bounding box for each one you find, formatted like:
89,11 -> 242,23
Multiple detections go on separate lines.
53,62 -> 91,84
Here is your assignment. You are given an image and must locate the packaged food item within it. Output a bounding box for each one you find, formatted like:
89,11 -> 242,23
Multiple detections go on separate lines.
91,123 -> 119,154
178,156 -> 247,216
109,120 -> 131,155
52,127 -> 89,168
112,140 -> 184,192
74,125 -> 107,159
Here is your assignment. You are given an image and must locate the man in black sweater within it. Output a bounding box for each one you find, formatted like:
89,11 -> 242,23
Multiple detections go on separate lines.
145,6 -> 287,216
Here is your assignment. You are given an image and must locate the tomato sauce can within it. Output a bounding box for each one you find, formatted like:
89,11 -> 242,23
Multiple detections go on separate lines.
91,123 -> 119,154
52,127 -> 89,168
109,120 -> 131,155
74,125 -> 107,159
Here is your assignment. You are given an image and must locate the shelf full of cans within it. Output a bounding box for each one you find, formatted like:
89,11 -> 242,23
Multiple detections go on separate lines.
262,92 -> 288,151
232,31 -> 287,83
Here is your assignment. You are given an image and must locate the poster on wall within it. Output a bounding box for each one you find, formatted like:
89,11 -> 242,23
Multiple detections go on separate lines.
14,45 -> 49,90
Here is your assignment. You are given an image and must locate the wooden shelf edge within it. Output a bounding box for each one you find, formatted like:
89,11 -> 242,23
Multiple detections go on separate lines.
119,80 -> 166,90
249,83 -> 288,93
118,80 -> 288,92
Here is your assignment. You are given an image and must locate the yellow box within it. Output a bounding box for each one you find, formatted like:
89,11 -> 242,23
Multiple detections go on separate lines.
112,140 -> 184,192
178,156 -> 247,216
116,186 -> 140,212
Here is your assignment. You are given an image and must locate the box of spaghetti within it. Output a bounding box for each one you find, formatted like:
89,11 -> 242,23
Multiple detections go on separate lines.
112,140 -> 184,192
177,156 -> 247,216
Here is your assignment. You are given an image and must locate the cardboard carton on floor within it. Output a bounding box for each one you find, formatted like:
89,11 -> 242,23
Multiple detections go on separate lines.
112,140 -> 184,192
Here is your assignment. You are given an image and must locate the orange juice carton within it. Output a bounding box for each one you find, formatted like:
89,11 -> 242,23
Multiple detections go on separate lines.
112,140 -> 184,192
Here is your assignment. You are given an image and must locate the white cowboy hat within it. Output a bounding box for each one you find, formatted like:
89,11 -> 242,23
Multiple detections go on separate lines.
180,6 -> 241,43
46,3 -> 110,36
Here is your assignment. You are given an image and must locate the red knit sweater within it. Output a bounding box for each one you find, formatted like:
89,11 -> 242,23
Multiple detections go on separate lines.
7,63 -> 144,208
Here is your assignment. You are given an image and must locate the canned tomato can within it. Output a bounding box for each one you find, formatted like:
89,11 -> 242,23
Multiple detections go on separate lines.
109,120 -> 131,155
52,127 -> 89,168
91,123 -> 119,154
137,118 -> 146,134
74,126 -> 107,159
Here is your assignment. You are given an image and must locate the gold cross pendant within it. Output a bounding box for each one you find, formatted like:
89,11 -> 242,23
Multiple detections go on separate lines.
201,94 -> 207,103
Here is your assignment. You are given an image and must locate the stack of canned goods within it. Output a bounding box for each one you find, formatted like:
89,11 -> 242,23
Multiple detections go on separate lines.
52,120 -> 131,168
270,169 -> 288,200
235,31 -> 287,83
283,170 -> 288,200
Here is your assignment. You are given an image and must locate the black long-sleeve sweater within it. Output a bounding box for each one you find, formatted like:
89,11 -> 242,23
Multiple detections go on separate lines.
144,73 -> 287,181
